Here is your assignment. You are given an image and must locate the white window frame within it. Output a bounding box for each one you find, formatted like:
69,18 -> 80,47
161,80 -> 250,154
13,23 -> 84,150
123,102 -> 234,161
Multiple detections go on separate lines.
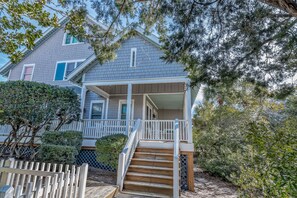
62,32 -> 84,46
89,100 -> 105,120
118,99 -> 135,120
20,64 -> 35,81
130,48 -> 137,67
53,59 -> 85,81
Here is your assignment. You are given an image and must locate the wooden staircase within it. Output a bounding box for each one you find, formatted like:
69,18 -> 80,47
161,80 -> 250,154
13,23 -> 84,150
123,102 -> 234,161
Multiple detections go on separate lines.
122,147 -> 174,197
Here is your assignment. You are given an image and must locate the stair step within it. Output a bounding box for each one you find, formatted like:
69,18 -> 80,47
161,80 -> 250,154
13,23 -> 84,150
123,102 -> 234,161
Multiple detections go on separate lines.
131,158 -> 173,168
128,165 -> 173,176
124,181 -> 173,189
136,147 -> 174,154
134,152 -> 173,160
129,165 -> 173,171
126,172 -> 173,180
121,190 -> 170,198
124,181 -> 173,196
126,172 -> 173,185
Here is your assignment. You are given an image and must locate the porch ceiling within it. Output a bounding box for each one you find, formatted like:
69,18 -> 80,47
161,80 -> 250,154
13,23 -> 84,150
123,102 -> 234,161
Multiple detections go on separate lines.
149,93 -> 184,109
97,82 -> 185,95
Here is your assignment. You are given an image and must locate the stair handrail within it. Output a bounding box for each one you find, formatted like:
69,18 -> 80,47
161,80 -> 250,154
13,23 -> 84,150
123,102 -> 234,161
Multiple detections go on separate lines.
117,119 -> 142,191
173,119 -> 180,198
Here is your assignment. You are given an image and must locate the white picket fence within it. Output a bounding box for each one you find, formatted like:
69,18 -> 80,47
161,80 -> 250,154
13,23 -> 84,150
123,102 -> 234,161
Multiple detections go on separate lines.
0,158 -> 88,198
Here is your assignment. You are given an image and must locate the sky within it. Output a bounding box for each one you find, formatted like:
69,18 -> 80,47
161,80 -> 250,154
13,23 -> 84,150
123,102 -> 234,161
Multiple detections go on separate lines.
0,53 -> 8,81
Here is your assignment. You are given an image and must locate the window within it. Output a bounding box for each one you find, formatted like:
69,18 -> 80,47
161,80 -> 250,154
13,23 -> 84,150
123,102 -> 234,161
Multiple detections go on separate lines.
90,101 -> 105,119
63,33 -> 83,45
130,48 -> 137,67
21,64 -> 34,81
54,60 -> 84,81
118,100 -> 134,120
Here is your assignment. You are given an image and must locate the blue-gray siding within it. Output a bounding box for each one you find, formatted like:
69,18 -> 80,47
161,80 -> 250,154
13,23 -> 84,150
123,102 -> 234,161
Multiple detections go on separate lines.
84,36 -> 187,82
8,28 -> 93,87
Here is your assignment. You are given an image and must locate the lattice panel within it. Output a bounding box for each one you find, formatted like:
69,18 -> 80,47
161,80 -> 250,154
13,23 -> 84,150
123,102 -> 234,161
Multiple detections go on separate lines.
180,154 -> 188,190
76,149 -> 116,172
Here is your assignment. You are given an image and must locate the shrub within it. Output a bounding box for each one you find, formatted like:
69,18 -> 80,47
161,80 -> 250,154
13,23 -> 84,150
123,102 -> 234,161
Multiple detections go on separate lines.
39,144 -> 77,164
41,131 -> 82,151
40,131 -> 82,164
95,134 -> 128,169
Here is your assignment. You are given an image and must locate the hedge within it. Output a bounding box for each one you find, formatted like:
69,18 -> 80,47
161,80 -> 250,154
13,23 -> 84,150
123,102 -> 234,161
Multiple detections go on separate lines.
95,134 -> 128,169
39,144 -> 77,164
41,131 -> 82,151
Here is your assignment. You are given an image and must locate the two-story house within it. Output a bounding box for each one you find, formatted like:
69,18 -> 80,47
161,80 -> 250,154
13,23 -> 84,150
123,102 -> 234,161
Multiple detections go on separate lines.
0,17 -> 199,197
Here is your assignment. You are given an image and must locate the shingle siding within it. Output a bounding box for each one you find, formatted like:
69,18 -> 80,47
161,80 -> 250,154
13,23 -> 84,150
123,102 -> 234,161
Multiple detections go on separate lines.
84,36 -> 187,82
8,28 -> 93,87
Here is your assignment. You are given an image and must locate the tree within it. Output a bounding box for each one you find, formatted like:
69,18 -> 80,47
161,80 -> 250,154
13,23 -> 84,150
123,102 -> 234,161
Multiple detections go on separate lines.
0,81 -> 80,159
2,0 -> 297,91
193,81 -> 297,197
0,0 -> 86,63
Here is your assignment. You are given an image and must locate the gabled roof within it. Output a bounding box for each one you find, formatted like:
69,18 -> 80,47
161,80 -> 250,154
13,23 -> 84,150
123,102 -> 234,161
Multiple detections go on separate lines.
66,27 -> 161,83
0,15 -> 107,77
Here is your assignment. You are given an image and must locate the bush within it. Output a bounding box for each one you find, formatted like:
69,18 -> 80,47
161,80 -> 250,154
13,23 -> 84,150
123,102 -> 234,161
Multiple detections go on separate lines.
95,134 -> 128,169
41,131 -> 82,151
40,131 -> 82,164
39,144 -> 77,164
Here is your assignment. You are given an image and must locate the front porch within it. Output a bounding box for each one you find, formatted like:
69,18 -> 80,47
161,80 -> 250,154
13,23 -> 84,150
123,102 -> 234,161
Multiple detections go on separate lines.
80,79 -> 197,147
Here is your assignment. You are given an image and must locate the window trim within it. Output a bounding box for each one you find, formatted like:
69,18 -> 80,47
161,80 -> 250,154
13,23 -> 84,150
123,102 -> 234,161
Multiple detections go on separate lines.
118,99 -> 135,120
62,32 -> 84,46
89,100 -> 105,120
20,64 -> 35,81
130,48 -> 137,67
53,59 -> 85,81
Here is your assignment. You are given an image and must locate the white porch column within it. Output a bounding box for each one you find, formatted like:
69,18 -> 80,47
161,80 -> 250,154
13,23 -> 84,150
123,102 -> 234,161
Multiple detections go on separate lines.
126,83 -> 132,136
80,85 -> 87,120
186,82 -> 193,143
105,98 -> 109,119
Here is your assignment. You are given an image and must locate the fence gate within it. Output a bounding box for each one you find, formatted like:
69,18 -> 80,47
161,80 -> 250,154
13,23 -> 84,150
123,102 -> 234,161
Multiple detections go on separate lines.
0,158 -> 88,198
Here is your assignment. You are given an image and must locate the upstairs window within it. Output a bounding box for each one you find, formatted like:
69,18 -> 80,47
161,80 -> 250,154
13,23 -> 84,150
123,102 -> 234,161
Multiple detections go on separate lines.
130,48 -> 137,67
21,64 -> 34,81
54,60 -> 84,81
63,33 -> 83,45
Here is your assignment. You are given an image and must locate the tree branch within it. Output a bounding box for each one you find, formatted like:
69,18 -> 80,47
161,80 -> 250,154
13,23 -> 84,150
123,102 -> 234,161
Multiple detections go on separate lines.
259,0 -> 297,17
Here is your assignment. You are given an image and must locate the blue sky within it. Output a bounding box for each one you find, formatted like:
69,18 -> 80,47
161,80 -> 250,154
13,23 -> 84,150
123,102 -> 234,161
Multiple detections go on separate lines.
0,53 -> 8,81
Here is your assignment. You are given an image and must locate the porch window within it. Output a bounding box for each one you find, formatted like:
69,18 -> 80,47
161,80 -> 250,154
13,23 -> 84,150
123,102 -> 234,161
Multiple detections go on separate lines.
63,33 -> 83,45
130,48 -> 137,67
21,64 -> 34,81
90,101 -> 105,119
54,60 -> 84,81
118,100 -> 134,120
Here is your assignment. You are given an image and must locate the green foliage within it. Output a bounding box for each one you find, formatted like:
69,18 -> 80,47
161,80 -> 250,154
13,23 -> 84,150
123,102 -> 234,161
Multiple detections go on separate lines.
0,0 -> 86,63
194,83 -> 297,197
39,144 -> 77,164
41,131 -> 82,151
95,134 -> 128,169
0,81 -> 80,158
237,117 -> 297,197
40,130 -> 82,164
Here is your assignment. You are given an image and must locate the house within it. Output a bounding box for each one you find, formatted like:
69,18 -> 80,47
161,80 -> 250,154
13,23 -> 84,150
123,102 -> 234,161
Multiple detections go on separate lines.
0,17 -> 199,197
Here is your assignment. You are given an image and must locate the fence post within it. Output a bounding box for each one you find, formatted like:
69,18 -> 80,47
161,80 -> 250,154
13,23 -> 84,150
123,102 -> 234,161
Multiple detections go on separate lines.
117,153 -> 125,191
1,158 -> 15,186
78,163 -> 88,198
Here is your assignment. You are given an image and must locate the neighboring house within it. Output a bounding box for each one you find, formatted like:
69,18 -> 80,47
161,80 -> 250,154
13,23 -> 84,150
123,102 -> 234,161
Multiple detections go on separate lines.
0,18 -> 199,197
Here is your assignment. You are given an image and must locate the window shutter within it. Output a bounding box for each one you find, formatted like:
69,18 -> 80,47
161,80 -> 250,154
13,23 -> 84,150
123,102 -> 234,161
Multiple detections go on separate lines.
55,63 -> 66,80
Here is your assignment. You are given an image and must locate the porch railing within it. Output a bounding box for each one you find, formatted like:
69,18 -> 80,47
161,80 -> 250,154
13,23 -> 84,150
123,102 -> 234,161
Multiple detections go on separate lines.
142,120 -> 188,141
117,119 -> 142,190
82,119 -> 135,139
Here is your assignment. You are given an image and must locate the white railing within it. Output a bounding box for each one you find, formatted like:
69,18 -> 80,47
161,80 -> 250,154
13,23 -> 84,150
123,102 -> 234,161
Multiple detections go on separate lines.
82,119 -> 135,139
173,119 -> 180,198
142,120 -> 188,141
117,119 -> 142,191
